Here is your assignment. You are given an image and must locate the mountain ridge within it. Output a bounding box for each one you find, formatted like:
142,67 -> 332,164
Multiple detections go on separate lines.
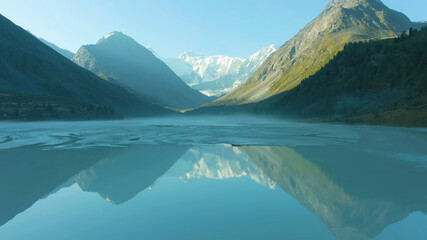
0,15 -> 168,120
73,31 -> 212,109
210,0 -> 422,106
252,27 -> 427,126
191,27 -> 427,127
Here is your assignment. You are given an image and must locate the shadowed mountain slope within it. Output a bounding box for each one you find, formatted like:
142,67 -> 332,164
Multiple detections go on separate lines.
0,15 -> 168,120
73,32 -> 212,109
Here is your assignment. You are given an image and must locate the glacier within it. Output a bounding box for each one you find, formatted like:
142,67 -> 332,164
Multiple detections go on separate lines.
158,45 -> 277,96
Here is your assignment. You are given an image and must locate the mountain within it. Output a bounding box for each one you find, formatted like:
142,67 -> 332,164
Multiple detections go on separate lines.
39,38 -> 74,60
163,46 -> 276,97
211,0 -> 422,105
192,28 -> 427,127
251,27 -> 427,126
73,32 -> 211,109
0,14 -> 168,120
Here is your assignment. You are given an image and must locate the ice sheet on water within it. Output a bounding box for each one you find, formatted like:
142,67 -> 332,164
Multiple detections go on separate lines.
0,117 -> 425,163
0,117 -> 363,150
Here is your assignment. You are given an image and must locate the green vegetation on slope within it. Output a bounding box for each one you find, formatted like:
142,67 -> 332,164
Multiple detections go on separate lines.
0,92 -> 118,121
211,0 -> 419,106
254,27 -> 427,126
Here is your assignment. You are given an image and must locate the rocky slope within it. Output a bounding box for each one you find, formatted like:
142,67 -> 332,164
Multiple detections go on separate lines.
211,0 -> 420,105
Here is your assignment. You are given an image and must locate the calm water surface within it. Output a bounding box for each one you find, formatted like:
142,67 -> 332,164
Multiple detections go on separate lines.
0,117 -> 426,240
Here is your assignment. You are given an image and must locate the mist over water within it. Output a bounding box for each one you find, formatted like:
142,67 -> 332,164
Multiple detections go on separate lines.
0,117 -> 426,240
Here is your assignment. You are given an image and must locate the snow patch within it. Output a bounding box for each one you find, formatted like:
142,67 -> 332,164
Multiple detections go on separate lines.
104,32 -> 117,39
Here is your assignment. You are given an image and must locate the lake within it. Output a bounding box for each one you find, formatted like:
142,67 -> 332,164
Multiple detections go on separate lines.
0,117 -> 426,240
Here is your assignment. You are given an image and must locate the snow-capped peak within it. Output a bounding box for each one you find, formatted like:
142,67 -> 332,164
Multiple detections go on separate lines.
159,45 -> 277,96
245,45 -> 277,64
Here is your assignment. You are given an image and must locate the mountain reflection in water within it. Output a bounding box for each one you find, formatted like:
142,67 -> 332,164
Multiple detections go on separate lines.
0,136 -> 426,240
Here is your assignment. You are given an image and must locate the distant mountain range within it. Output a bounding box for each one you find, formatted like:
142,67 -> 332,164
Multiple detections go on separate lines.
1,0 -> 426,125
159,46 -> 276,97
72,32 -> 211,109
0,14 -> 168,120
211,0 -> 426,105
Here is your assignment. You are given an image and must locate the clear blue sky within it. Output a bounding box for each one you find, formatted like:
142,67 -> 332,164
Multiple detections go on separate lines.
0,0 -> 425,58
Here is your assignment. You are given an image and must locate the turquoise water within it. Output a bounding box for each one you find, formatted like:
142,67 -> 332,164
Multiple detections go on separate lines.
0,118 -> 426,240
